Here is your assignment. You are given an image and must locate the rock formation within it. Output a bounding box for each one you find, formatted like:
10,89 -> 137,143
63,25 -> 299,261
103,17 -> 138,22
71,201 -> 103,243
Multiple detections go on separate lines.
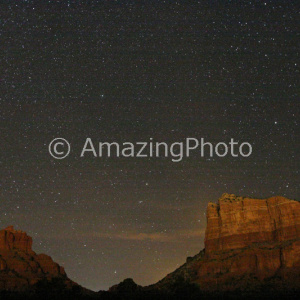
0,226 -> 72,292
1,194 -> 299,299
150,194 -> 300,294
205,194 -> 300,254
0,226 -> 33,253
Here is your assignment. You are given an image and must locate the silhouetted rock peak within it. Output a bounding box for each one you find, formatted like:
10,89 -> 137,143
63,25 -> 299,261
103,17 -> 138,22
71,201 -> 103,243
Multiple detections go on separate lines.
109,278 -> 141,294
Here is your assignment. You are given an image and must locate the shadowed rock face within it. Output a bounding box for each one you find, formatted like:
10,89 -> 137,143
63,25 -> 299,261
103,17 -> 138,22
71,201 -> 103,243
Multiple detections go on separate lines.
0,226 -> 70,291
152,195 -> 300,293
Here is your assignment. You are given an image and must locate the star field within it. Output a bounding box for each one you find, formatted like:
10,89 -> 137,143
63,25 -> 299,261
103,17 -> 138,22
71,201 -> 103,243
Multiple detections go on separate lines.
0,0 -> 299,291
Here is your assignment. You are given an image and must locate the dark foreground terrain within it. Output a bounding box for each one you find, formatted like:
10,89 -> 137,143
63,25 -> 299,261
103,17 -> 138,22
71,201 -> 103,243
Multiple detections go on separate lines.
0,280 -> 299,300
1,195 -> 299,300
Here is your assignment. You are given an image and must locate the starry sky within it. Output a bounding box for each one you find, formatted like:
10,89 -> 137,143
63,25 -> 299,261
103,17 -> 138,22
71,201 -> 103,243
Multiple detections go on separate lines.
0,0 -> 299,292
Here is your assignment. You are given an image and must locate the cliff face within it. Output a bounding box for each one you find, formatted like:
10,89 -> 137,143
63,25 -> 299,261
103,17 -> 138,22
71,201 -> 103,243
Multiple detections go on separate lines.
205,194 -> 300,254
0,226 -> 33,253
152,194 -> 300,293
0,226 -> 72,291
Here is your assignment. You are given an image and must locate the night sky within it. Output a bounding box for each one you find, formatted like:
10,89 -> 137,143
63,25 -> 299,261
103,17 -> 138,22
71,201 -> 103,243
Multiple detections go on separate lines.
0,0 -> 299,292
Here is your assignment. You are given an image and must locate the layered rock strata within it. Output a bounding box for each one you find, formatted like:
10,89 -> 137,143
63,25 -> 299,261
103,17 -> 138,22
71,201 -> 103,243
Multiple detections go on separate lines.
205,194 -> 300,254
152,194 -> 300,292
0,226 -> 70,291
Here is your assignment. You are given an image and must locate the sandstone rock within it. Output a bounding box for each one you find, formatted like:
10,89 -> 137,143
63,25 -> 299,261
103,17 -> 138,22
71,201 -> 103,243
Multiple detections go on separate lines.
152,195 -> 300,293
0,226 -> 70,292
0,226 -> 33,253
35,253 -> 66,276
205,195 -> 300,254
